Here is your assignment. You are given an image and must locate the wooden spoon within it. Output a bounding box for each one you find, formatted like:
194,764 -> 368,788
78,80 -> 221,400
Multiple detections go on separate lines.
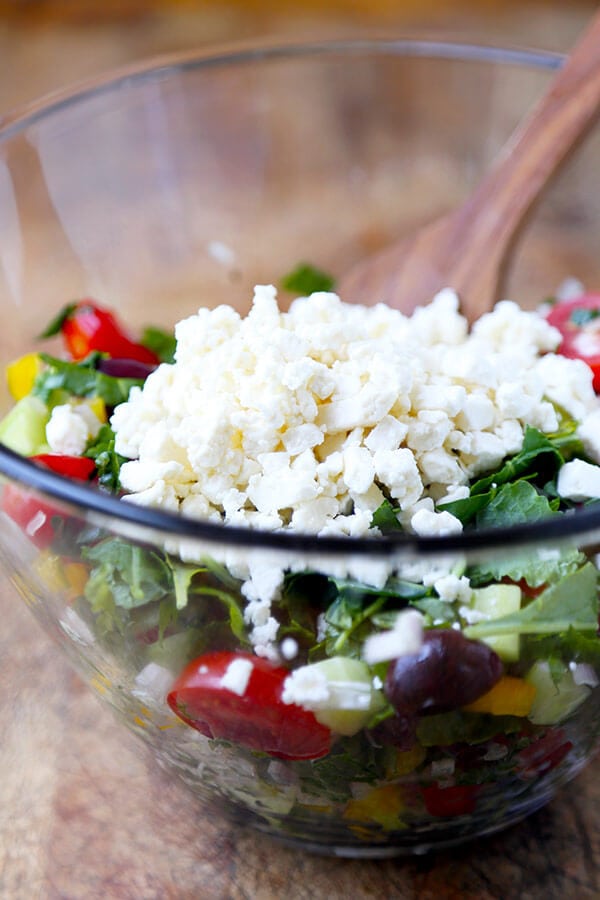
339,12 -> 600,322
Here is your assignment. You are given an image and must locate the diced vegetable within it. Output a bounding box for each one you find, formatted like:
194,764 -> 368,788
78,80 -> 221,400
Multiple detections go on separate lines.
167,651 -> 332,760
525,660 -> 591,724
470,584 -> 522,661
0,395 -> 49,455
462,676 -> 536,717
6,353 -> 42,400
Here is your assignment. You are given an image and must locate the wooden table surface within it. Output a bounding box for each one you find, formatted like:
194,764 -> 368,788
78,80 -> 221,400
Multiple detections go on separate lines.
1,4 -> 600,898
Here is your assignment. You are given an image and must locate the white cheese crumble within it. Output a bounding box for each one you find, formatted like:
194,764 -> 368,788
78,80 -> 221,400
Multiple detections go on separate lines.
362,609 -> 424,664
108,285 -> 600,654
220,657 -> 254,696
46,402 -> 103,456
557,458 -> 600,501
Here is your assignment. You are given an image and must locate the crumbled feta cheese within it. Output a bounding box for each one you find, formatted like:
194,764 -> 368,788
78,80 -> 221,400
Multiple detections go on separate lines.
108,286 -> 600,655
280,637 -> 299,660
362,609 -> 424,664
220,657 -> 254,696
434,573 -> 472,604
557,458 -> 600,501
281,665 -> 330,706
578,410 -> 600,464
46,402 -> 102,456
410,508 -> 463,537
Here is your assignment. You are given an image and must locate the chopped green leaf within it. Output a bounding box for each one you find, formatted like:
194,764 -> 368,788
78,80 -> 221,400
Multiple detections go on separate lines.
34,352 -> 144,406
371,500 -> 402,532
475,480 -> 558,530
83,538 -> 172,612
470,427 -> 563,496
85,424 -> 126,491
38,303 -> 77,339
140,326 -> 177,364
280,262 -> 336,295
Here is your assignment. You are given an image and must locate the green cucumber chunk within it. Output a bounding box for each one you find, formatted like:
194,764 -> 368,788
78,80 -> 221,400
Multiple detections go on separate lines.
0,395 -> 50,455
306,656 -> 386,737
525,660 -> 591,725
470,583 -> 522,662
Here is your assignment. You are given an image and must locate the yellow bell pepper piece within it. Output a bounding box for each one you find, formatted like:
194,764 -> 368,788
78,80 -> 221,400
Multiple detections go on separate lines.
463,676 -> 536,717
344,783 -> 406,830
6,353 -> 42,400
63,562 -> 89,601
87,396 -> 107,424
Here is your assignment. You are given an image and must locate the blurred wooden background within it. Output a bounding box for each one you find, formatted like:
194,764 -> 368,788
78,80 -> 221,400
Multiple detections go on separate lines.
0,0 -> 598,115
1,3 -> 600,899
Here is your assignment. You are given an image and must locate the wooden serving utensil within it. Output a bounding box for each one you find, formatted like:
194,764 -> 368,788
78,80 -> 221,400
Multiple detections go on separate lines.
339,11 -> 600,322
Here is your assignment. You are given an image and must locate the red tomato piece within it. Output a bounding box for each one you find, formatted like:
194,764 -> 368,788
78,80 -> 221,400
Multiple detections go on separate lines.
546,293 -> 600,391
167,651 -> 332,760
32,453 -> 96,480
1,453 -> 96,548
516,729 -> 573,779
62,301 -> 159,366
421,783 -> 481,818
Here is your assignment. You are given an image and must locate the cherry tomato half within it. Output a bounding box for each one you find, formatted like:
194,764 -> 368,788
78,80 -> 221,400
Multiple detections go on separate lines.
167,651 -> 332,760
1,453 -> 96,548
546,293 -> 600,391
59,301 -> 159,366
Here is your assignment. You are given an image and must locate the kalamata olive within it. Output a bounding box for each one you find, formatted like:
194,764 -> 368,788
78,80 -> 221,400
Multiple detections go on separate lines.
96,357 -> 157,379
384,629 -> 503,716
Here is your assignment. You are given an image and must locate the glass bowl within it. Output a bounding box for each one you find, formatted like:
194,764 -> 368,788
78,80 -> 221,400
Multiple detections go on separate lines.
0,39 -> 600,858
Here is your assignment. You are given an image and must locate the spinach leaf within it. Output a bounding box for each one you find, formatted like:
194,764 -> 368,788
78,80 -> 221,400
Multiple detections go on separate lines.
470,426 -> 563,496
475,480 -> 558,529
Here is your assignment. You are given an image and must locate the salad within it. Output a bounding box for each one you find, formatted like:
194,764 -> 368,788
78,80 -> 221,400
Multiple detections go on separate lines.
1,276 -> 600,845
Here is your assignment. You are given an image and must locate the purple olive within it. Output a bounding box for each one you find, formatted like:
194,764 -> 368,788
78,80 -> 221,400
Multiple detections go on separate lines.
384,629 -> 503,717
97,357 -> 157,379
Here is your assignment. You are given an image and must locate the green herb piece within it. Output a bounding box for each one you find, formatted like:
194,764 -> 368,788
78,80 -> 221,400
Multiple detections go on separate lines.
85,424 -> 126,492
280,262 -> 336,295
38,303 -> 77,338
471,427 -> 563,496
524,628 -> 600,668
140,326 -> 177,364
570,307 -> 600,326
464,562 -> 598,640
83,538 -> 173,612
371,499 -> 402,532
33,353 -> 144,406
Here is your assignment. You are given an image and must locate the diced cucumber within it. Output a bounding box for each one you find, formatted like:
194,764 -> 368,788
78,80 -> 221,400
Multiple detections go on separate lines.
525,660 -> 590,725
0,395 -> 49,456
470,583 -> 521,661
306,657 -> 386,737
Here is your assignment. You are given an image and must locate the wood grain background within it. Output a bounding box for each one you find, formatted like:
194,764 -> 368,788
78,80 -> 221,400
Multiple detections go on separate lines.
1,4 -> 599,898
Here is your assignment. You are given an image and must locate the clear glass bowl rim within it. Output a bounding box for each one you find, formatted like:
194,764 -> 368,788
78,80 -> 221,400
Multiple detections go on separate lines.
2,36 -> 599,558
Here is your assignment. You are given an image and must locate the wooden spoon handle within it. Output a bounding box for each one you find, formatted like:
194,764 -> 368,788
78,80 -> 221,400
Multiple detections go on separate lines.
460,11 -> 600,251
